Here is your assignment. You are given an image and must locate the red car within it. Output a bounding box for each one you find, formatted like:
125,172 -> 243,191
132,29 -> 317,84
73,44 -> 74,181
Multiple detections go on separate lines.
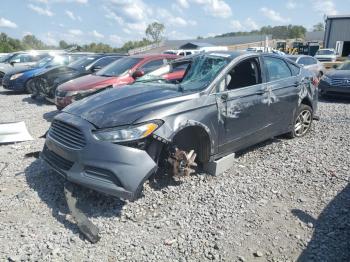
55,54 -> 178,109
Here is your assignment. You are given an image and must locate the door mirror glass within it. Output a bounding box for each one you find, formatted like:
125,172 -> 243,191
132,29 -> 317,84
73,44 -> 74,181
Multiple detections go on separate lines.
91,65 -> 102,72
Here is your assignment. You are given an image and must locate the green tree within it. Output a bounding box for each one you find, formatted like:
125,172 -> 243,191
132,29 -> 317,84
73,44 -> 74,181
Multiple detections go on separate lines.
313,22 -> 324,32
22,34 -> 46,49
145,22 -> 165,43
59,40 -> 69,49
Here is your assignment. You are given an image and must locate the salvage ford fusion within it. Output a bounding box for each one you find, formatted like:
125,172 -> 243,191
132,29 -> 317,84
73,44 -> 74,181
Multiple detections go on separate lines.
41,51 -> 318,200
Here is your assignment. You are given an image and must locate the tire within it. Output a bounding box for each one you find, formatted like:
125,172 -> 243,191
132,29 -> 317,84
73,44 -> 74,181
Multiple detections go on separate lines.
24,79 -> 34,94
287,104 -> 313,138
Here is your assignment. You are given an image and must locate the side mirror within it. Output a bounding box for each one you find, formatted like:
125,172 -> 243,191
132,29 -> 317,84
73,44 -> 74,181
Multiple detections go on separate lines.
10,61 -> 16,66
91,65 -> 102,72
332,64 -> 338,69
299,63 -> 305,67
132,70 -> 144,79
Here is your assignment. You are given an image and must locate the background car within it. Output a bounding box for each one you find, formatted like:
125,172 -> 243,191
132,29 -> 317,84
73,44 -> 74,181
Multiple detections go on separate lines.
318,60 -> 350,97
55,54 -> 178,109
0,51 -> 56,82
32,53 -> 125,101
314,48 -> 338,62
286,55 -> 325,77
2,53 -> 86,93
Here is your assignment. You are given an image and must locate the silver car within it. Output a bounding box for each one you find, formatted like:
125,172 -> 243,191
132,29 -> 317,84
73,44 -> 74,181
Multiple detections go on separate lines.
287,55 -> 326,78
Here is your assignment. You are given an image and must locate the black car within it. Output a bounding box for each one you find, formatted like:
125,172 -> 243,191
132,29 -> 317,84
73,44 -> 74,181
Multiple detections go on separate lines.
319,60 -> 350,97
41,52 -> 318,200
32,53 -> 126,100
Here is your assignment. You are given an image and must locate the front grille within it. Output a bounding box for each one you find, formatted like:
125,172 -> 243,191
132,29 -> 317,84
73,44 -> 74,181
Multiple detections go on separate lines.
84,166 -> 122,187
331,78 -> 350,88
2,74 -> 10,85
49,120 -> 86,150
42,145 -> 74,171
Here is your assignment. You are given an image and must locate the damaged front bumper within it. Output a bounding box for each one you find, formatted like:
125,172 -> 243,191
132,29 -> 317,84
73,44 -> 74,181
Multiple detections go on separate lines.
41,113 -> 158,200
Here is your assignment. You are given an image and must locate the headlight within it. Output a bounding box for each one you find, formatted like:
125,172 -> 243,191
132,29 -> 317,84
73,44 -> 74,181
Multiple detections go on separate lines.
10,73 -> 23,80
93,121 -> 162,143
321,75 -> 332,83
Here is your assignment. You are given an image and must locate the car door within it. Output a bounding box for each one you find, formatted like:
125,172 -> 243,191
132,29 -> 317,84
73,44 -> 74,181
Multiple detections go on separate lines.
261,55 -> 300,135
215,56 -> 272,154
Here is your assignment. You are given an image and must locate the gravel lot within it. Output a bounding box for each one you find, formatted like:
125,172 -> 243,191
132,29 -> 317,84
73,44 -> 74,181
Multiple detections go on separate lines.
0,86 -> 349,262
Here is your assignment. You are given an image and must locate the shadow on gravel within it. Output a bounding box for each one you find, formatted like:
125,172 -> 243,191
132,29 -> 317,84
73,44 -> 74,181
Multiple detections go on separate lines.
148,171 -> 183,192
24,159 -> 126,240
319,95 -> 350,104
235,137 -> 282,158
22,96 -> 53,107
292,184 -> 350,262
0,89 -> 24,95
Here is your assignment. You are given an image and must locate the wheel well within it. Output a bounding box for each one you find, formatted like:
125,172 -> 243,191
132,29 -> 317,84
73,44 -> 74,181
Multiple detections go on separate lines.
172,126 -> 211,164
301,97 -> 312,110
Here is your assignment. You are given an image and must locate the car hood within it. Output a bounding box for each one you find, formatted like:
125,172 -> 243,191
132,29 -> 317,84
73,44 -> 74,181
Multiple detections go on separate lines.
64,83 -> 188,128
326,70 -> 350,79
58,74 -> 119,91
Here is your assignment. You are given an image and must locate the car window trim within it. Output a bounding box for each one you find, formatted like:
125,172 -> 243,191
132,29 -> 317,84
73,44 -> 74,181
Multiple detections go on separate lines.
209,54 -> 263,95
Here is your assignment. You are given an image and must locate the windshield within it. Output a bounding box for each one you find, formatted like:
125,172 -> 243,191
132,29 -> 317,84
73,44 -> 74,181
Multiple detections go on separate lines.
180,54 -> 229,91
337,61 -> 350,70
287,56 -> 298,62
0,53 -> 13,63
96,57 -> 142,77
35,56 -> 53,67
316,49 -> 335,55
68,56 -> 98,70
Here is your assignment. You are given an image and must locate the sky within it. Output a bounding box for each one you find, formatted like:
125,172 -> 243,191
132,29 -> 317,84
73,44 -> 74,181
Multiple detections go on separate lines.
0,0 -> 349,47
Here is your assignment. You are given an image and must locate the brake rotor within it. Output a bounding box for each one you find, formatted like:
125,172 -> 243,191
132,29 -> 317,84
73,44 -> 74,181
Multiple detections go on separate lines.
168,148 -> 197,176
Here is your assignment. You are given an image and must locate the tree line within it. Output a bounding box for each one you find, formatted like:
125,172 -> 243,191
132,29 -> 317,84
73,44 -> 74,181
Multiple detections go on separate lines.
0,22 -> 324,53
215,23 -> 324,40
0,22 -> 165,53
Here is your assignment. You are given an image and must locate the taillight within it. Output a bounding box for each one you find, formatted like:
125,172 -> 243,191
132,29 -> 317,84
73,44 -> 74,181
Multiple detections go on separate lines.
312,76 -> 319,87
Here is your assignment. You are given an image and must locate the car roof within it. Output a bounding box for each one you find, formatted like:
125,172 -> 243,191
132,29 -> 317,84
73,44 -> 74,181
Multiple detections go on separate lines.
129,54 -> 179,59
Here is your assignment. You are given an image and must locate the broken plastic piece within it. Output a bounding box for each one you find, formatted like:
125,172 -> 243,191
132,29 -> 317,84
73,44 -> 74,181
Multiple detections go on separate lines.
64,181 -> 100,244
0,121 -> 33,144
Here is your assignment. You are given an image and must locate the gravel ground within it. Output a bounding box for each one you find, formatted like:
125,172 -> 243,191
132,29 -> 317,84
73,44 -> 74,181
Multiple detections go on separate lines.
0,86 -> 349,262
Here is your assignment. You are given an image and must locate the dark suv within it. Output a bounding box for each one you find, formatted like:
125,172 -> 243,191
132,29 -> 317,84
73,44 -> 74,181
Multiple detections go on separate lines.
41,52 -> 318,200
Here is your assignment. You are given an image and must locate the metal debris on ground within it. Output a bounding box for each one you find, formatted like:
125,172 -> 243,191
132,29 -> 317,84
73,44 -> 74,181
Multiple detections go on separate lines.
64,182 -> 100,244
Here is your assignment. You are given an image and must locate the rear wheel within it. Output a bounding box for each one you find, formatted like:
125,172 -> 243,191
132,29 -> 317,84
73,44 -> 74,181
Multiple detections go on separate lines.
287,104 -> 313,138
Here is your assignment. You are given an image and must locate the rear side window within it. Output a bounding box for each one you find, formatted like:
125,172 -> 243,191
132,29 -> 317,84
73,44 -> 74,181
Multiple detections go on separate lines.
140,59 -> 165,73
264,56 -> 292,81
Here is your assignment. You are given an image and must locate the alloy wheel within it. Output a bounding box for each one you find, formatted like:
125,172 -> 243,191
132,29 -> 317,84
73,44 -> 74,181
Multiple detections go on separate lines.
294,109 -> 312,137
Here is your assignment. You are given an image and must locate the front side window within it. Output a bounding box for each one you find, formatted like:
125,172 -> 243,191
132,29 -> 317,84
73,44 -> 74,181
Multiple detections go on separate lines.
264,56 -> 292,81
225,57 -> 262,90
